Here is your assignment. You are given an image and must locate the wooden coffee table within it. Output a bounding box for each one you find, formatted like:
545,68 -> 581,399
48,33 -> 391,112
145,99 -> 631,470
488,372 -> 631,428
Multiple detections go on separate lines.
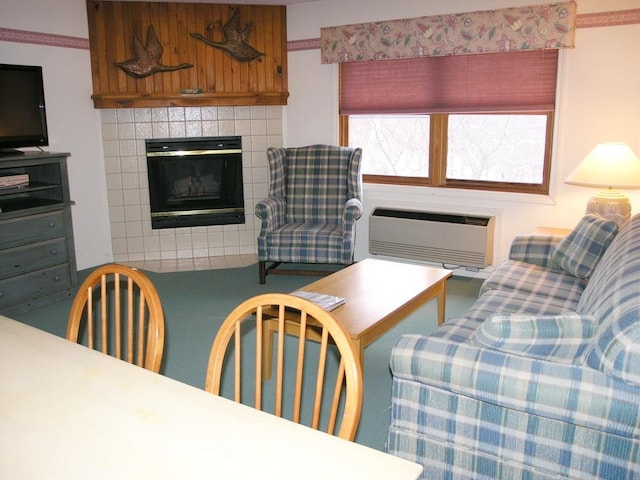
263,258 -> 452,373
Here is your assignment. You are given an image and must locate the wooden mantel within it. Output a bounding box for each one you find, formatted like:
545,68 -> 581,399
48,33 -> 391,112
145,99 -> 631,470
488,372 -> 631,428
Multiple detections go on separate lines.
86,1 -> 288,108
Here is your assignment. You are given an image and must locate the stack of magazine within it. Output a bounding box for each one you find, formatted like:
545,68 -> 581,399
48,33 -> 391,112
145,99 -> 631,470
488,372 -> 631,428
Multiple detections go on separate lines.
0,173 -> 29,189
291,290 -> 346,311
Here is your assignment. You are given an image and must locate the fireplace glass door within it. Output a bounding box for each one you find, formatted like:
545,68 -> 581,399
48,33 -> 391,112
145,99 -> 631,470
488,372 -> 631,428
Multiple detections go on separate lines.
146,136 -> 245,229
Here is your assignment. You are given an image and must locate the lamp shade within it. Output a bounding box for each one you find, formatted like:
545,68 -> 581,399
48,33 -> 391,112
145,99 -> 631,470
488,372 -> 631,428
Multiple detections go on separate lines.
565,143 -> 640,189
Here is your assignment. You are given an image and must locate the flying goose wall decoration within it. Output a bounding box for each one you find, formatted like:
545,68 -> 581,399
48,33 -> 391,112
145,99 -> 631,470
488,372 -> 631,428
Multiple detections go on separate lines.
114,25 -> 193,78
189,8 -> 265,63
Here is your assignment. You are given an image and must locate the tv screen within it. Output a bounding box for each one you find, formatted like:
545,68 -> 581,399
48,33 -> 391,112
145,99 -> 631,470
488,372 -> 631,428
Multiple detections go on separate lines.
0,64 -> 49,154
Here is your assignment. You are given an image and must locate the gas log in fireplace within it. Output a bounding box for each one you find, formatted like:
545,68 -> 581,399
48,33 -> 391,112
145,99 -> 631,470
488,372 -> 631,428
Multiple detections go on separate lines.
146,136 -> 245,229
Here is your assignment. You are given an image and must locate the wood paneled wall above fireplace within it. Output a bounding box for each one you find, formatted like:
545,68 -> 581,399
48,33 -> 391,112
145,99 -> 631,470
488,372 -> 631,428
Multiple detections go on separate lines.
86,1 -> 288,108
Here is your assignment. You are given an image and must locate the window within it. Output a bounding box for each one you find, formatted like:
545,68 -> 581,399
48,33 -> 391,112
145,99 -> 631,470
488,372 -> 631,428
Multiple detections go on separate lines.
340,50 -> 558,194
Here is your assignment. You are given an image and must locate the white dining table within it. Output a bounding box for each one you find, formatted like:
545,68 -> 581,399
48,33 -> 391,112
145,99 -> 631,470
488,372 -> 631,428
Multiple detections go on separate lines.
0,315 -> 422,479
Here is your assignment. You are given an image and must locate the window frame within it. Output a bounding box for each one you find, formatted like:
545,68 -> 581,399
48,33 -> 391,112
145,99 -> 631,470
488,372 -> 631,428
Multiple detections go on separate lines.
340,110 -> 554,195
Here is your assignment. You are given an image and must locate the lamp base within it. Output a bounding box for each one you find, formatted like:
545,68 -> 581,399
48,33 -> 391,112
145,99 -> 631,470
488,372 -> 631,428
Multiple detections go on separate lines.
586,190 -> 631,227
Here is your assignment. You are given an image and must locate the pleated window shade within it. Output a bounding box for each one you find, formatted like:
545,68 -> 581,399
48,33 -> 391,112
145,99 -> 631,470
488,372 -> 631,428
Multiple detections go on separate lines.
340,49 -> 558,115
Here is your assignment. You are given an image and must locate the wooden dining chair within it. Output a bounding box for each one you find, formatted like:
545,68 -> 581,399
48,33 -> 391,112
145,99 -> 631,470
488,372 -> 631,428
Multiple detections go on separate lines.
205,293 -> 363,441
66,264 -> 165,373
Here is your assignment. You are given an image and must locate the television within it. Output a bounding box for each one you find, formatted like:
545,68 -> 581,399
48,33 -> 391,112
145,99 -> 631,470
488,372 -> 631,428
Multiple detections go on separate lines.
0,64 -> 49,155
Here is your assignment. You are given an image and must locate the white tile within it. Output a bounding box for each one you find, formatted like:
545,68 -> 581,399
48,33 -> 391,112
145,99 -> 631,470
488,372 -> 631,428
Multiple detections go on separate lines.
126,221 -> 143,238
250,119 -> 267,135
186,121 -> 203,137
218,106 -> 234,119
120,156 -> 138,173
134,108 -> 152,123
202,121 -> 219,136
218,120 -> 235,136
101,109 -> 117,124
234,106 -> 251,119
102,140 -> 120,158
102,123 -> 119,141
151,108 -> 169,122
152,122 -> 169,138
124,204 -> 142,222
119,140 -> 137,157
185,107 -> 201,121
110,221 -> 127,239
201,107 -> 218,120
123,189 -> 141,206
116,109 -> 135,123
109,205 -> 125,223
118,123 -> 136,140
121,172 -> 140,189
170,122 -> 186,137
105,173 -> 123,191
168,107 -> 185,122
135,122 -> 153,139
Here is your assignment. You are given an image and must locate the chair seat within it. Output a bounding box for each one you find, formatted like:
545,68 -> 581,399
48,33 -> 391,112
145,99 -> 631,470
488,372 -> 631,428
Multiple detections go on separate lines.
262,223 -> 346,264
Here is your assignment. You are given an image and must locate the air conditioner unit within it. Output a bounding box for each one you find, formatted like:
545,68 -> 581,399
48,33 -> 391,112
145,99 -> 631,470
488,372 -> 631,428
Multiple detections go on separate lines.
369,208 -> 495,268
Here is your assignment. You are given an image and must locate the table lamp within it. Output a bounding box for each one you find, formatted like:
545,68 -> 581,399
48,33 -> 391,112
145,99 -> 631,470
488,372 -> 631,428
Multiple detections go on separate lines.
565,142 -> 640,227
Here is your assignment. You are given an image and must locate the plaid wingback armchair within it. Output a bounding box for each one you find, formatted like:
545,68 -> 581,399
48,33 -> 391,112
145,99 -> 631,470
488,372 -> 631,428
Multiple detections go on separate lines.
255,145 -> 363,284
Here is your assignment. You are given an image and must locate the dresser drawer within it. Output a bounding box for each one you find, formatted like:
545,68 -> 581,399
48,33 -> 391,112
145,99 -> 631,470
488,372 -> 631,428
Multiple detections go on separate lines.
0,237 -> 69,280
0,210 -> 67,249
0,264 -> 73,309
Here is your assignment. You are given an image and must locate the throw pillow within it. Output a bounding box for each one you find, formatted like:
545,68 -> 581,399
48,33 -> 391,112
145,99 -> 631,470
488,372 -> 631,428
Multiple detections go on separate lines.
551,214 -> 618,279
586,311 -> 640,387
472,312 -> 598,363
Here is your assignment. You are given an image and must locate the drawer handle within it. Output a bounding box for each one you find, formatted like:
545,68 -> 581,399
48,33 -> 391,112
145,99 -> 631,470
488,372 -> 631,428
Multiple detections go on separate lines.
48,221 -> 56,228
50,248 -> 58,256
53,275 -> 61,282
0,292 -> 4,298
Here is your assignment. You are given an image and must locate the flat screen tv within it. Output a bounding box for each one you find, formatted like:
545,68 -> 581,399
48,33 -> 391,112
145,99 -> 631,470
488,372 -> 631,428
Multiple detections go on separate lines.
0,64 -> 49,155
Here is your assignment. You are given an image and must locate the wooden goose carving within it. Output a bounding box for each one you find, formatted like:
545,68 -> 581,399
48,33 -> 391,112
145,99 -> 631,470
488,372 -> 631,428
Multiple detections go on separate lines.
189,8 -> 265,63
114,25 -> 193,78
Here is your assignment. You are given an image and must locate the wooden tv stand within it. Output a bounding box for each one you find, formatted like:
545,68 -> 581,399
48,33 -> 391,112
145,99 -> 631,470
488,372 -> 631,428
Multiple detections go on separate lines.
0,151 -> 78,314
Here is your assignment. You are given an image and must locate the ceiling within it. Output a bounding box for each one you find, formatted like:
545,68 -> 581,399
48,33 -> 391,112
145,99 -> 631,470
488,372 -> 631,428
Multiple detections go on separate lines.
114,0 -> 319,3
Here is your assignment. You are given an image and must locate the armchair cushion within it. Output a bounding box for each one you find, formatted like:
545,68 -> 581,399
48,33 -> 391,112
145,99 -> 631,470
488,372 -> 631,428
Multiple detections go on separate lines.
472,312 -> 598,362
551,214 -> 618,278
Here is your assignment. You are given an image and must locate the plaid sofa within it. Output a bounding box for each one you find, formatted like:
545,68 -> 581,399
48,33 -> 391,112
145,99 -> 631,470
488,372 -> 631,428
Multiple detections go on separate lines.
387,214 -> 640,479
255,145 -> 362,282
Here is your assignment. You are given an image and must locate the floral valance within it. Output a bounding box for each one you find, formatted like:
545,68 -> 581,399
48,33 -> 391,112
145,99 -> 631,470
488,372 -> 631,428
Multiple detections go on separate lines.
320,1 -> 576,64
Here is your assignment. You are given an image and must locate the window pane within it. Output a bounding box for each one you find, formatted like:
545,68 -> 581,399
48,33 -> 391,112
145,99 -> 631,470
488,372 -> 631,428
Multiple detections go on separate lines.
348,115 -> 429,177
447,114 -> 547,184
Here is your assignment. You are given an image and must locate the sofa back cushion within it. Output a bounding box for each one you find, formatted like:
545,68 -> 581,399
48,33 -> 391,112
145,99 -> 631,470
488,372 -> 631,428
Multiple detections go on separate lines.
551,214 -> 618,279
580,214 -> 640,386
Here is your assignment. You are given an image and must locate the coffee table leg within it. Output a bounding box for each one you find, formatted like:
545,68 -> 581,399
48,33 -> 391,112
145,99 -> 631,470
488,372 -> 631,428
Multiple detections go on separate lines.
437,281 -> 447,326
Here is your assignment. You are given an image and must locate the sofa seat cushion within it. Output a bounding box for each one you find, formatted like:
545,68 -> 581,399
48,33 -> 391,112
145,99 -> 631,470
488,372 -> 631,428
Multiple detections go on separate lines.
472,312 -> 598,363
551,214 -> 618,279
480,259 -> 587,302
464,288 -> 581,323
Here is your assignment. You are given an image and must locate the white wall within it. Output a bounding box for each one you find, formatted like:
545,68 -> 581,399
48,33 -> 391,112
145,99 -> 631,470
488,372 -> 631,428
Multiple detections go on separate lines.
0,0 -> 113,270
2,0 -> 639,272
286,0 -> 640,271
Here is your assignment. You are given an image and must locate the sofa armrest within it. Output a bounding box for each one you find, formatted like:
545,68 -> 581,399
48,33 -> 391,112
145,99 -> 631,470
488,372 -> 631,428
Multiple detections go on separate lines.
509,234 -> 563,268
390,333 -> 640,438
343,197 -> 363,224
254,196 -> 286,232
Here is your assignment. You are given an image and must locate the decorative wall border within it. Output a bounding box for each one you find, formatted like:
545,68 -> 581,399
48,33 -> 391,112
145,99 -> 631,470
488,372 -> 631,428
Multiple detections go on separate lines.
1,9 -> 638,53
0,27 -> 89,50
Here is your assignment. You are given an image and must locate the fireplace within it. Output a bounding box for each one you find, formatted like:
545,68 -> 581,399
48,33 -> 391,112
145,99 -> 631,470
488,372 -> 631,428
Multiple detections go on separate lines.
146,136 -> 245,229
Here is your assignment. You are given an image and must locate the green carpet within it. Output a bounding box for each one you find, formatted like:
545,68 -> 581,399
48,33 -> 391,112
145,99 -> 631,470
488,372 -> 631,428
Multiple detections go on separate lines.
10,262 -> 481,451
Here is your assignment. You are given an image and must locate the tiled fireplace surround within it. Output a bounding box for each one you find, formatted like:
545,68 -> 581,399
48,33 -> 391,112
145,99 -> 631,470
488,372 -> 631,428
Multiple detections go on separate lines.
101,105 -> 283,270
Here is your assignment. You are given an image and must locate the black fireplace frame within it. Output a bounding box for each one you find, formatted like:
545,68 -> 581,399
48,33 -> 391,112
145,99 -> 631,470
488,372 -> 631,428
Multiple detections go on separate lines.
146,136 -> 245,229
